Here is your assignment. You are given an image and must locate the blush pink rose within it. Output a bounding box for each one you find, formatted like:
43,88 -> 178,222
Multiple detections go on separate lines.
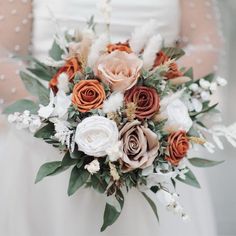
95,51 -> 143,92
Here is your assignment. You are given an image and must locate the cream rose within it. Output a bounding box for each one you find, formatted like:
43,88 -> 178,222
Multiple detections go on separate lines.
119,120 -> 159,172
95,51 -> 143,92
75,116 -> 119,157
160,99 -> 193,132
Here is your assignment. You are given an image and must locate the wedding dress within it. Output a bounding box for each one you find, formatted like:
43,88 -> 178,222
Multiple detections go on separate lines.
0,0 -> 222,235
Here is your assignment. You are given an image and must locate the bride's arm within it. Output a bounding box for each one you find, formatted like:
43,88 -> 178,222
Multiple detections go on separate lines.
0,0 -> 32,108
178,0 -> 223,79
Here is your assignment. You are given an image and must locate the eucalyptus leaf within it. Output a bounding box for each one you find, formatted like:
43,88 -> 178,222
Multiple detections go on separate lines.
142,192 -> 159,222
49,40 -> 64,61
67,167 -> 90,196
91,175 -> 107,194
49,165 -> 71,176
100,190 -> 124,232
3,99 -> 38,114
188,158 -> 224,168
20,71 -> 49,105
184,67 -> 194,80
28,68 -> 52,82
35,161 -> 62,183
162,47 -> 185,60
34,123 -> 55,139
62,151 -> 78,166
176,168 -> 201,188
204,73 -> 215,83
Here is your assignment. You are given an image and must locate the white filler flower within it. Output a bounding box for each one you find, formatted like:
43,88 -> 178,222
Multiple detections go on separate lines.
75,116 -> 119,157
84,159 -> 100,174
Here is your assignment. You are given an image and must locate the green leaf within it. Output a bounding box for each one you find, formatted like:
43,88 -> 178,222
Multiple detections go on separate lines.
101,204 -> 120,232
20,71 -> 50,105
188,158 -> 224,168
176,168 -> 201,188
35,161 -> 62,183
190,103 -> 218,117
204,73 -> 215,83
67,167 -> 90,196
34,123 -> 55,139
28,68 -> 52,82
3,99 -> 38,114
91,174 -> 107,194
100,190 -> 124,232
142,192 -> 159,222
61,151 -> 78,166
184,67 -> 194,80
49,165 -> 71,176
49,40 -> 64,61
162,47 -> 185,60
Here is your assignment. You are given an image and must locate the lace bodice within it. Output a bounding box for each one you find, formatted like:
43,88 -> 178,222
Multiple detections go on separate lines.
0,0 -> 223,111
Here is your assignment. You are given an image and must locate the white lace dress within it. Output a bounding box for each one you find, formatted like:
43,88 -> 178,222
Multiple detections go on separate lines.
0,0 -> 222,235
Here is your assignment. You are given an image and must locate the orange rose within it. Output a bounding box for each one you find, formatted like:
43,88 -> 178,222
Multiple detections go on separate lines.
49,58 -> 81,93
107,42 -> 132,53
165,131 -> 189,166
124,86 -> 160,120
72,80 -> 106,112
153,51 -> 183,79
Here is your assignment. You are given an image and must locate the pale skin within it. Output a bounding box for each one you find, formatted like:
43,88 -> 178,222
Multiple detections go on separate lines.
0,0 -> 222,106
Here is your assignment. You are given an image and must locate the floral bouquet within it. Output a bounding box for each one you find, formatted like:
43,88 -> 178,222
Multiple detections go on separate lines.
4,18 -> 236,231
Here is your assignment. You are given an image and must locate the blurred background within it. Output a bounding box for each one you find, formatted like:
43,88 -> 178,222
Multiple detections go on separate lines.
207,1 -> 236,236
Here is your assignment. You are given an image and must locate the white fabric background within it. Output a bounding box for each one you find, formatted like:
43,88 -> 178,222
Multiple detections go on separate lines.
207,1 -> 236,236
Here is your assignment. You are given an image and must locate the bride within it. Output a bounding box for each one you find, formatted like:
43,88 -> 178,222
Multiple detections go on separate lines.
0,0 -> 222,235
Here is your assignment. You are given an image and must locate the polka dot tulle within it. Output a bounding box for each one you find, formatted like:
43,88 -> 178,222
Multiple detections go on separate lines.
0,0 -> 223,109
0,0 -> 32,109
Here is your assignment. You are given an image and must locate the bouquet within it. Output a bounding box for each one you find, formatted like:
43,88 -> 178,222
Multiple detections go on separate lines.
4,18 -> 236,231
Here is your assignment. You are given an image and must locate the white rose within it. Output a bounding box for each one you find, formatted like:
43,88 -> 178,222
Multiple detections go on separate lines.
75,116 -> 119,157
84,159 -> 100,175
162,99 -> 193,132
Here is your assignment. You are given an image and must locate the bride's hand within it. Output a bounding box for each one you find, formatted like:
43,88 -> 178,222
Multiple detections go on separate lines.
0,1 -> 32,109
178,0 -> 223,79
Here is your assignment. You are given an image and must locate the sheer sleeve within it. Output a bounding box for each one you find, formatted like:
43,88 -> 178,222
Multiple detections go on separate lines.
178,0 -> 223,79
0,0 -> 32,110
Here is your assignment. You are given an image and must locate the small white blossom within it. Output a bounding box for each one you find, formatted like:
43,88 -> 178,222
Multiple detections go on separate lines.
103,92 -> 124,114
191,98 -> 203,112
182,213 -> 191,221
84,159 -> 100,175
216,76 -> 227,87
105,141 -> 123,162
209,82 -> 217,92
200,91 -> 210,101
189,83 -> 199,92
156,189 -> 188,219
8,113 -> 18,123
8,111 -> 41,133
199,79 -> 211,90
